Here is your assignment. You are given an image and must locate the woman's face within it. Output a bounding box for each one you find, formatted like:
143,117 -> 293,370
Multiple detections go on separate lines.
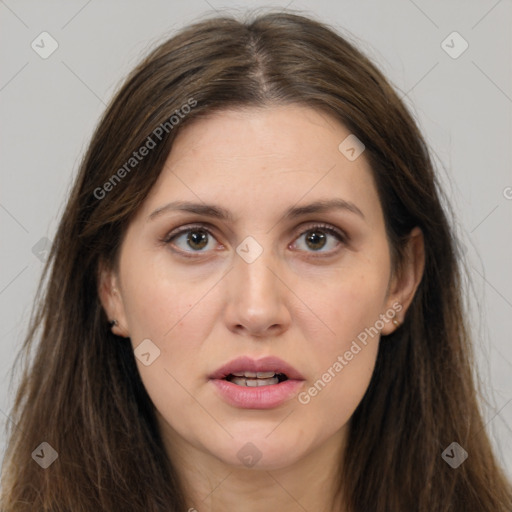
100,104 -> 421,471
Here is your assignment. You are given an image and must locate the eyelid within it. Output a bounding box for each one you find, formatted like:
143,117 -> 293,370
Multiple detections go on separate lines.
162,222 -> 218,244
292,222 -> 347,242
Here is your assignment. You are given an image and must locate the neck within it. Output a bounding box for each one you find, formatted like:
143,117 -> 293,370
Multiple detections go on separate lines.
159,416 -> 348,512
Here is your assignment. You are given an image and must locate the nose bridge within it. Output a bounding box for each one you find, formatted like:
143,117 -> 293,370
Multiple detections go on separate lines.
236,240 -> 279,308
226,235 -> 290,334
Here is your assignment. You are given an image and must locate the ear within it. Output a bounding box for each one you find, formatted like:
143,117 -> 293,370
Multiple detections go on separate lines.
97,259 -> 129,337
380,227 -> 425,336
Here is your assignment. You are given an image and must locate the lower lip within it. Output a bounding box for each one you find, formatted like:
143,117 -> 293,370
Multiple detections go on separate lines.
210,378 -> 305,409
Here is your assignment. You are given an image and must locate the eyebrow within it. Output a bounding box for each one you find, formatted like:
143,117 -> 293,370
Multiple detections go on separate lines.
147,198 -> 365,223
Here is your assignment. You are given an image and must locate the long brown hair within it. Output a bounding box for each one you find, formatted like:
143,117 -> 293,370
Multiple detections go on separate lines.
1,9 -> 510,511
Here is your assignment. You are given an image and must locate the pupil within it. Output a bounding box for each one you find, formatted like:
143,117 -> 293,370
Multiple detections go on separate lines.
188,230 -> 208,250
306,231 -> 326,250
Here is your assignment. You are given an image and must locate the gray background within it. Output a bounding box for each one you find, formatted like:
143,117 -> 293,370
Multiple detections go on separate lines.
1,0 -> 511,479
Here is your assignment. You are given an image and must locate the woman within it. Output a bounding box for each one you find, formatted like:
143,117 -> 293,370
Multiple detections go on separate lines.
1,10 -> 510,512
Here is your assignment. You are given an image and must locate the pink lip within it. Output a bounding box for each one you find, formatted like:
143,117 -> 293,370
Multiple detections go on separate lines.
209,355 -> 305,381
209,355 -> 305,409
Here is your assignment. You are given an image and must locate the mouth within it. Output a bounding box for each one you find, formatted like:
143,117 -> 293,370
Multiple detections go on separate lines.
209,356 -> 305,409
209,355 -> 304,383
224,371 -> 289,387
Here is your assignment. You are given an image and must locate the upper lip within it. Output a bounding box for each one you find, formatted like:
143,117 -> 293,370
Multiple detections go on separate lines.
209,356 -> 305,381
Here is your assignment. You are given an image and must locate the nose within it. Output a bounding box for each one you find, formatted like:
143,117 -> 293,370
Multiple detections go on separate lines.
223,247 -> 292,338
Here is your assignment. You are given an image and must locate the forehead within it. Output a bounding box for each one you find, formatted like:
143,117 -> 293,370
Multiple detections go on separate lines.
139,105 -> 383,226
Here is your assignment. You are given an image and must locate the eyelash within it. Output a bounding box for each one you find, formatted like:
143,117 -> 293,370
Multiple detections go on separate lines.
160,222 -> 347,259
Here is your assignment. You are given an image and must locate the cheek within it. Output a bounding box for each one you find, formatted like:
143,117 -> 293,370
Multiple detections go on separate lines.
297,279 -> 383,431
304,262 -> 390,352
120,255 -> 223,394
121,269 -> 216,422
301,345 -> 378,436
293,258 -> 389,425
120,251 -> 208,340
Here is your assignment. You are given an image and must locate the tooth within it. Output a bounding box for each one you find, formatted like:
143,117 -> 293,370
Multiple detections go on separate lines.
257,377 -> 279,386
243,378 -> 280,387
231,371 -> 259,377
229,377 -> 280,387
231,371 -> 277,378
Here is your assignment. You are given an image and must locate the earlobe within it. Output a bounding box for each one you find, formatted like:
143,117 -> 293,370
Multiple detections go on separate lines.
381,227 -> 425,336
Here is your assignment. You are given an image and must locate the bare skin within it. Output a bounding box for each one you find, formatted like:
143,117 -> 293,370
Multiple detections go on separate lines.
99,104 -> 424,511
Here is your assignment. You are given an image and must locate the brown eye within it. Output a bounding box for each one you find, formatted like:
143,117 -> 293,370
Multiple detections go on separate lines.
186,229 -> 209,250
293,224 -> 345,254
304,230 -> 327,250
164,226 -> 217,254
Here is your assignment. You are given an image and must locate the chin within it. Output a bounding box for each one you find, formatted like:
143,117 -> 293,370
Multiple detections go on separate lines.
209,431 -> 311,471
